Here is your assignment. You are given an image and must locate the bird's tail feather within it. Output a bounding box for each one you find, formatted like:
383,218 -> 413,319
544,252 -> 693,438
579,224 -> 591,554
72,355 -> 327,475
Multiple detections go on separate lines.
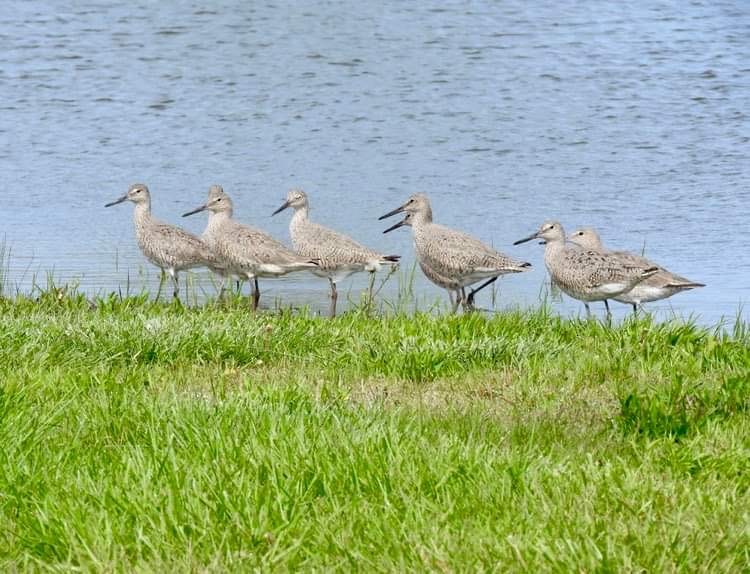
667,281 -> 705,289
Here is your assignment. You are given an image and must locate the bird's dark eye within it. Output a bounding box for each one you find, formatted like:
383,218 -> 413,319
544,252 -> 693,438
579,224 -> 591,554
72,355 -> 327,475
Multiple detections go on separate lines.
136,190 -> 141,193
217,198 -> 222,202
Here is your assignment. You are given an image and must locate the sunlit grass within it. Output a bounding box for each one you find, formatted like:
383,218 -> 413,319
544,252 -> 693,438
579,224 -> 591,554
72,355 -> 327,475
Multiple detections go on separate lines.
0,291 -> 748,571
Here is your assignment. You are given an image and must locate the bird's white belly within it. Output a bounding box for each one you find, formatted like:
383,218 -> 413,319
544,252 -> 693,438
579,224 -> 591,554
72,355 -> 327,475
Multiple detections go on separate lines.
458,269 -> 507,288
596,282 -> 629,297
558,282 -> 623,302
363,259 -> 382,273
616,285 -> 667,304
256,264 -> 287,277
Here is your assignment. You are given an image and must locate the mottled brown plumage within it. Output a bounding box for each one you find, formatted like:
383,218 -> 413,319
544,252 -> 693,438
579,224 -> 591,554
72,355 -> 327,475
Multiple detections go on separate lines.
570,227 -> 705,312
515,221 -> 658,318
182,185 -> 318,310
380,193 -> 531,311
105,183 -> 223,299
273,189 -> 400,316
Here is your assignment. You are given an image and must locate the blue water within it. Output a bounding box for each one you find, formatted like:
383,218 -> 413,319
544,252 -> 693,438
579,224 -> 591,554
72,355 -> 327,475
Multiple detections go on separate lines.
2,1 -> 748,324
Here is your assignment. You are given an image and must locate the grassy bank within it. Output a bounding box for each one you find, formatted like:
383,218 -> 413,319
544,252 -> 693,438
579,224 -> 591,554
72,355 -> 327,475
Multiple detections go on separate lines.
0,293 -> 748,571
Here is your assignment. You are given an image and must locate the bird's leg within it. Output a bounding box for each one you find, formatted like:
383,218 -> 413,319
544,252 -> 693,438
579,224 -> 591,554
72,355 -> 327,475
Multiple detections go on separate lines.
467,277 -> 497,308
466,290 -> 477,308
584,302 -> 591,318
632,303 -> 638,316
251,278 -> 260,311
367,271 -> 376,310
329,278 -> 338,318
169,270 -> 179,300
453,289 -> 464,314
218,275 -> 228,300
604,299 -> 612,325
155,269 -> 167,302
451,290 -> 461,314
461,287 -> 477,312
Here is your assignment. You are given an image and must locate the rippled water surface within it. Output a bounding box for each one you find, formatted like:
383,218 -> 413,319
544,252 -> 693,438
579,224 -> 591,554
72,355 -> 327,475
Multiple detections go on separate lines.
2,1 -> 748,323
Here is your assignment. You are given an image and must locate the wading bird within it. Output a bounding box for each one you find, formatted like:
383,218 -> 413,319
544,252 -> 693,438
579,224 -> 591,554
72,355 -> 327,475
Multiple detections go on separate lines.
273,189 -> 400,317
105,183 -> 223,300
182,185 -> 318,311
514,221 -> 658,319
568,227 -> 704,314
380,193 -> 530,312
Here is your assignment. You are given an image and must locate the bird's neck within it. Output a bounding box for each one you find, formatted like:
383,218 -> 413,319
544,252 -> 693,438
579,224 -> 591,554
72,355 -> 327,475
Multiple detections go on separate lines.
133,202 -> 152,229
543,237 -> 566,268
290,205 -> 309,230
412,209 -> 432,227
410,214 -> 433,245
207,210 -> 232,230
412,207 -> 432,225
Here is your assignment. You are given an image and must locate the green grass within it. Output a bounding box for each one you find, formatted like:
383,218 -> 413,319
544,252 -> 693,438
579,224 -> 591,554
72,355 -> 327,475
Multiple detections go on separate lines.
0,293 -> 748,571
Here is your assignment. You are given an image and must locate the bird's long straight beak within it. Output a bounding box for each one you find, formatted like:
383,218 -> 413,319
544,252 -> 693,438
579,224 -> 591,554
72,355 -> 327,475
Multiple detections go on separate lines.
379,204 -> 406,220
181,204 -> 207,217
271,200 -> 290,216
382,218 -> 407,234
513,232 -> 539,246
104,194 -> 128,208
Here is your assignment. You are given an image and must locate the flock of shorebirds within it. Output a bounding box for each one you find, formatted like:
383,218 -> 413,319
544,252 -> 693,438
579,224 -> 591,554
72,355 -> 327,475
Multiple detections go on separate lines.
105,184 -> 704,319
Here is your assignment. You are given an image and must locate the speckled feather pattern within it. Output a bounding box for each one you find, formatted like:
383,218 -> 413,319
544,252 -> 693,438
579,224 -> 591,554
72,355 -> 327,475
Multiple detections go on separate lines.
609,250 -> 700,291
418,258 -> 463,292
290,211 -> 394,273
544,242 -> 656,302
206,215 -> 317,278
134,206 -> 221,272
569,230 -> 704,304
413,221 -> 529,282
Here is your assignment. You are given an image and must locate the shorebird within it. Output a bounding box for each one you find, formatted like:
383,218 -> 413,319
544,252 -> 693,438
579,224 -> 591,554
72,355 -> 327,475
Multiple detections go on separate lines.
105,183 -> 223,300
382,211 -> 465,311
379,193 -> 531,312
514,221 -> 659,319
272,189 -> 400,317
569,227 -> 705,313
187,184 -> 241,297
182,185 -> 318,311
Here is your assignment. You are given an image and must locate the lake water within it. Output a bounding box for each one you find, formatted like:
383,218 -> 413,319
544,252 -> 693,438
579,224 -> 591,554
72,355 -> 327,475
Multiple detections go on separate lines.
2,1 -> 748,324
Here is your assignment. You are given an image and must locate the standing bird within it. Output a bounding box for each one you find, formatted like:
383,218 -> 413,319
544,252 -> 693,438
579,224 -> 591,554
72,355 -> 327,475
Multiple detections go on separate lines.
182,185 -> 318,311
379,193 -> 531,312
569,227 -> 705,314
105,183 -> 223,300
383,211 -> 465,310
188,184 -> 241,297
514,221 -> 659,319
272,189 -> 400,317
